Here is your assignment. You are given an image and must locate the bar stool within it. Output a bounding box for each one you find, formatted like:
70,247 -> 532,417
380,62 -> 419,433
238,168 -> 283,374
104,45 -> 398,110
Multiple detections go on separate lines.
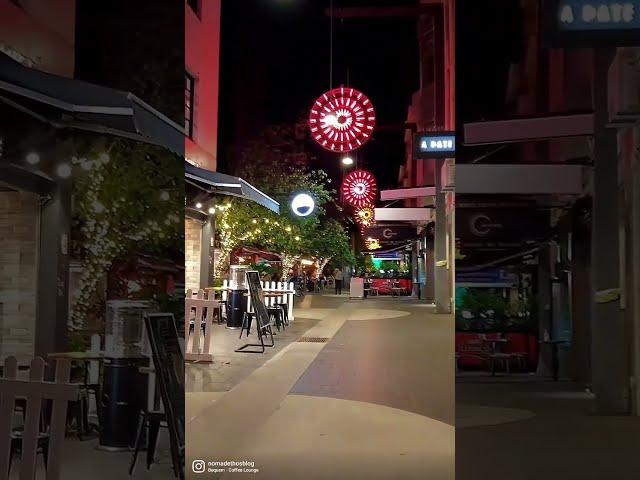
217,300 -> 228,324
276,302 -> 289,326
267,306 -> 284,331
239,312 -> 256,338
129,409 -> 166,475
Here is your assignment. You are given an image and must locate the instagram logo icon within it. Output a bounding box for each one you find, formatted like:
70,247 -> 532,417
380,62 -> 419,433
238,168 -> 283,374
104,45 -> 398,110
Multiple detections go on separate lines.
192,460 -> 206,473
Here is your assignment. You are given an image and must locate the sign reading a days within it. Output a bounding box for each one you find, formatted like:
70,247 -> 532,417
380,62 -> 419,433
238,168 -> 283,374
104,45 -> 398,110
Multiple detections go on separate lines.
415,132 -> 455,159
558,1 -> 640,30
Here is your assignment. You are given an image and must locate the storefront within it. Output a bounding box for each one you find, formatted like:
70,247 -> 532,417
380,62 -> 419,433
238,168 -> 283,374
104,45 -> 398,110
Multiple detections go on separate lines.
184,162 -> 279,291
0,52 -> 183,359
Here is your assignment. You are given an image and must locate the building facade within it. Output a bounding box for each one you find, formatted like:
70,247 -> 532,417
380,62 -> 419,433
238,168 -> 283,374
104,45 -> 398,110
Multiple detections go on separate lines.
185,0 -> 221,172
0,0 -> 76,360
398,0 -> 455,311
456,0 -> 640,415
184,0 -> 221,291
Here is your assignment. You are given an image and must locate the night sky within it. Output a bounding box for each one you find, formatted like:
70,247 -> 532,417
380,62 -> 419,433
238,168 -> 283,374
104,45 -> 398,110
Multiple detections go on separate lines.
455,0 -> 523,164
218,0 -> 420,190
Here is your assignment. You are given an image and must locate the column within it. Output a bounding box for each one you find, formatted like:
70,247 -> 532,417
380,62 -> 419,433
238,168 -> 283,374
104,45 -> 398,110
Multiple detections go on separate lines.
200,216 -> 214,288
632,155 -> 640,415
590,48 -> 628,414
536,244 -> 553,377
434,161 -> 451,313
35,178 -> 71,357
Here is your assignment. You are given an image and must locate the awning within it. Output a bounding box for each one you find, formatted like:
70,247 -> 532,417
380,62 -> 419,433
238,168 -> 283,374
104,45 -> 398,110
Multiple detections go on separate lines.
463,112 -> 594,145
185,162 -> 280,214
380,186 -> 436,201
0,163 -> 54,196
456,164 -> 585,195
0,53 -> 183,155
374,208 -> 433,223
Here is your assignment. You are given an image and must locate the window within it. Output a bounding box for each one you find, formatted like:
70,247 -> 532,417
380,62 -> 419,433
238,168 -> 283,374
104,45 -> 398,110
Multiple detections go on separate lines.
187,0 -> 201,18
185,72 -> 195,139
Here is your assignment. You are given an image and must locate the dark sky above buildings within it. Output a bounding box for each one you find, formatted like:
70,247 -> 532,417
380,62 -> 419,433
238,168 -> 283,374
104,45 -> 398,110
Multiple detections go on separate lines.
219,0 -> 523,186
218,0 -> 420,190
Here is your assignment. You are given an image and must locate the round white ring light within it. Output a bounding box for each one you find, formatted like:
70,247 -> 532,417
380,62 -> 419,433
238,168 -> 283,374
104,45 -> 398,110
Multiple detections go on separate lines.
291,193 -> 316,217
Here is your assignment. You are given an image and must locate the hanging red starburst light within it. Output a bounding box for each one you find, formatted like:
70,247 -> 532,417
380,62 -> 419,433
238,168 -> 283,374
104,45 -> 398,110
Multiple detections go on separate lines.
342,170 -> 378,208
309,87 -> 376,152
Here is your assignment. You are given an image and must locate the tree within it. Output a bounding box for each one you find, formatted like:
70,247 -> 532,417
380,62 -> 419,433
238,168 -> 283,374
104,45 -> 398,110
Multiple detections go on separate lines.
70,139 -> 182,330
217,120 -> 342,280
309,220 -> 355,275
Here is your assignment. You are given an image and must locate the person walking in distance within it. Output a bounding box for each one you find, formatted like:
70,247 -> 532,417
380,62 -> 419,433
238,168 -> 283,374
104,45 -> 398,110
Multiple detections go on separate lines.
333,267 -> 344,295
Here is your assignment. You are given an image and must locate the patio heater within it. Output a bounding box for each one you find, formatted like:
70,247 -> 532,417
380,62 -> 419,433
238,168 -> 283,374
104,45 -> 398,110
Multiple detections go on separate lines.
227,265 -> 249,329
98,300 -> 154,451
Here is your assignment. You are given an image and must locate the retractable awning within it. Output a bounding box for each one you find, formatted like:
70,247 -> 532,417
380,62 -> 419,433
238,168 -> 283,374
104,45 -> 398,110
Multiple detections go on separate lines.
185,162 -> 280,214
0,53 -> 183,155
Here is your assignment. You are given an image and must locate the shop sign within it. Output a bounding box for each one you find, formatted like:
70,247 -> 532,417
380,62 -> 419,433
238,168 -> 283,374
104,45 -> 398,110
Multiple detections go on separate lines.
415,132 -> 455,159
545,0 -> 640,46
290,192 -> 316,217
363,225 -> 418,246
455,268 -> 518,286
457,209 -> 549,244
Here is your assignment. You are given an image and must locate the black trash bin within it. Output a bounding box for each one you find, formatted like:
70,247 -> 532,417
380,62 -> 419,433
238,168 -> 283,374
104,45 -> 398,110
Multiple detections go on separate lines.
98,357 -> 148,451
226,289 -> 248,329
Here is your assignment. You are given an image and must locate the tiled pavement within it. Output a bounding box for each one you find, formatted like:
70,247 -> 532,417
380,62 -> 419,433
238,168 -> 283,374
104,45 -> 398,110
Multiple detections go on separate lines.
456,375 -> 640,480
291,300 -> 454,425
186,294 -> 455,479
186,314 -> 321,393
9,434 -> 176,479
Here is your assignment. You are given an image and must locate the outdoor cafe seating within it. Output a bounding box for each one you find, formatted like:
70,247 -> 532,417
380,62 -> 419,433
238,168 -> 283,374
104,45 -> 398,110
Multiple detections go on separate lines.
455,332 -> 534,375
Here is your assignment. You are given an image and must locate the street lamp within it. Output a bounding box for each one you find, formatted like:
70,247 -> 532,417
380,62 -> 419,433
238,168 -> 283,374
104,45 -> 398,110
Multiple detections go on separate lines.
341,156 -> 354,167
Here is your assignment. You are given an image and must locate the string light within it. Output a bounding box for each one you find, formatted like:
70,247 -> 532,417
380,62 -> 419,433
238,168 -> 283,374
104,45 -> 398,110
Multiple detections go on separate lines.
26,152 -> 40,165
56,163 -> 72,178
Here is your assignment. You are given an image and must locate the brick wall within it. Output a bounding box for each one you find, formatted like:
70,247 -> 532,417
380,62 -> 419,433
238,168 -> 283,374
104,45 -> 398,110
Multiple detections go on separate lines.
185,218 -> 202,291
0,191 -> 38,360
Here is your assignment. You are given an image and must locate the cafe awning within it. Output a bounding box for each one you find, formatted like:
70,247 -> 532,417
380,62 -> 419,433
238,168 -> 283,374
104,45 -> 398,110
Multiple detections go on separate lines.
0,53 -> 183,155
185,162 -> 280,214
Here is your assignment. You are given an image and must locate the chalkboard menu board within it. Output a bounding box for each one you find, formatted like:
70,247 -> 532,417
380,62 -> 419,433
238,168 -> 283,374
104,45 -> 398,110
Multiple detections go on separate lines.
144,313 -> 184,479
246,271 -> 271,330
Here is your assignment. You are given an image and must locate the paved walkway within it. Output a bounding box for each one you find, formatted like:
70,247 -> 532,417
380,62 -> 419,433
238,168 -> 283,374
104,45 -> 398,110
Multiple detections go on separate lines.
186,294 -> 454,479
456,375 -> 640,479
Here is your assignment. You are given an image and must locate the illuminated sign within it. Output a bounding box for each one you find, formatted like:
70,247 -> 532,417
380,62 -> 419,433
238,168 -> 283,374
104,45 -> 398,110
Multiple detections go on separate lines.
415,132 -> 455,159
290,192 -> 316,217
545,0 -> 640,45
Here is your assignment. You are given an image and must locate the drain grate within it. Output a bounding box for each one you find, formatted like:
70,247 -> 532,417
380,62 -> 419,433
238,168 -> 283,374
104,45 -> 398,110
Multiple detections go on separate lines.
296,337 -> 330,343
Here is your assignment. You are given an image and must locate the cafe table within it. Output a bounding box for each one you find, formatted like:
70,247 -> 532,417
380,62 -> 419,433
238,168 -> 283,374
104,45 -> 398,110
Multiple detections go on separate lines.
48,351 -> 108,438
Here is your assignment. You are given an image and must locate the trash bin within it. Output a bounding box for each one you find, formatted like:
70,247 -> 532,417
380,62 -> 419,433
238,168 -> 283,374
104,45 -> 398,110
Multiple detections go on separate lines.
226,265 -> 249,329
227,289 -> 248,329
98,357 -> 148,451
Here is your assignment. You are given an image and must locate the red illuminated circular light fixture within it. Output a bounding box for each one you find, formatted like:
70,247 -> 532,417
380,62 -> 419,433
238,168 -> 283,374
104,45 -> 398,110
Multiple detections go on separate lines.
309,87 -> 376,152
342,169 -> 378,208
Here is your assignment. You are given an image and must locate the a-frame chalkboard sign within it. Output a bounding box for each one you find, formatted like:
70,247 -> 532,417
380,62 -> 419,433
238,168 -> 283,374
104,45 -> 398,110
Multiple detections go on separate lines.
144,313 -> 185,479
235,270 -> 275,353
